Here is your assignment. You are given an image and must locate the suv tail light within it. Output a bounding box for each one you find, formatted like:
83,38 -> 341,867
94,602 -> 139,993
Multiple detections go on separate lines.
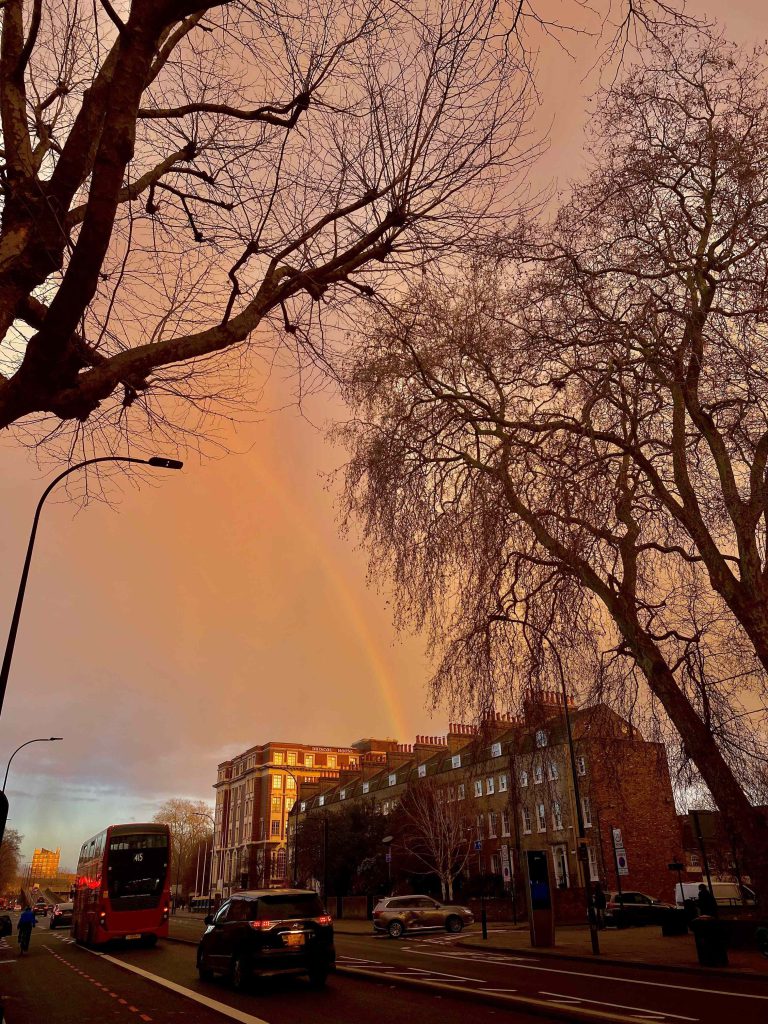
314,915 -> 332,926
248,919 -> 274,930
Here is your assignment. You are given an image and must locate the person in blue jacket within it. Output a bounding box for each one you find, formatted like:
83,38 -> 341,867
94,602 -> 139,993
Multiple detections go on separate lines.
17,906 -> 36,954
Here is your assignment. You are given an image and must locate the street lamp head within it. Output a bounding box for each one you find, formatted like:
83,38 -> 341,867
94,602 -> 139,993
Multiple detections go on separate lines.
147,456 -> 184,470
49,737 -> 63,741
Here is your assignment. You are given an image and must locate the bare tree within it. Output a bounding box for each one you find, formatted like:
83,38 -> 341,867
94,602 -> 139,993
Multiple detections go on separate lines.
393,777 -> 472,899
0,828 -> 22,894
153,797 -> 212,899
340,24 -> 768,897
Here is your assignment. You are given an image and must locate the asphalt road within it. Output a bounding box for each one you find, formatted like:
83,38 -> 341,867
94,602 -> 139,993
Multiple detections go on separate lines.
1,917 -> 766,1024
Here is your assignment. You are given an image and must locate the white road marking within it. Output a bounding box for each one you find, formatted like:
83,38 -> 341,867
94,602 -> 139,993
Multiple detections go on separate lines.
403,948 -> 768,1001
540,991 -> 697,1022
86,951 -> 273,1024
0,959 -> 17,964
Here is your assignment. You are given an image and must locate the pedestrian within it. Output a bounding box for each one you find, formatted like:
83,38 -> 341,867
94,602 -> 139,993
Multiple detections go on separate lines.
17,906 -> 36,955
593,883 -> 607,929
697,883 -> 717,917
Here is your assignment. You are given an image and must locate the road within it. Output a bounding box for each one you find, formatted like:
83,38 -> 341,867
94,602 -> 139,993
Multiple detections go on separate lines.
1,916 -> 766,1023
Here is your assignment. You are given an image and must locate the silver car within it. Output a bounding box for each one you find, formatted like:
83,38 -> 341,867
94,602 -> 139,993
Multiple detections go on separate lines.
373,895 -> 473,938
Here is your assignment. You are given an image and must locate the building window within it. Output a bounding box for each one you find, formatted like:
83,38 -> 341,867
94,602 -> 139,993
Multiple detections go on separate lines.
491,741 -> 502,758
285,797 -> 295,812
520,770 -> 528,788
340,788 -> 346,801
501,810 -> 511,837
383,801 -> 391,815
271,820 -> 280,836
272,774 -> 282,790
286,775 -> 296,790
476,814 -> 484,838
457,783 -> 466,799
587,845 -> 600,881
537,803 -> 546,832
287,751 -> 297,766
418,764 -> 427,778
576,756 -> 586,776
498,774 -> 508,793
299,801 -> 306,813
491,852 -> 501,874
276,848 -> 287,878
273,751 -> 284,765
488,812 -> 498,837
690,852 -> 700,867
535,729 -> 548,748
582,797 -> 592,828
305,754 -> 314,767
548,762 -> 559,781
522,806 -> 532,834
486,777 -> 495,796
328,755 -> 337,769
389,773 -> 397,786
474,779 -> 483,798
452,754 -> 462,769
552,801 -> 563,830
362,781 -> 369,794
533,765 -> 543,785
271,796 -> 281,813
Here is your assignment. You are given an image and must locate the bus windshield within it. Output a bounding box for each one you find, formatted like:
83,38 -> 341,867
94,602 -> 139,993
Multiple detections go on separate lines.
107,832 -> 169,901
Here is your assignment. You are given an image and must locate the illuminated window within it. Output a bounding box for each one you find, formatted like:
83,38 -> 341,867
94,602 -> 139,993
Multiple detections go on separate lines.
271,820 -> 280,837
273,751 -> 284,765
285,797 -> 294,812
271,796 -> 281,813
319,795 -> 325,806
272,775 -> 282,790
304,754 -> 314,767
287,751 -> 297,766
328,755 -> 337,769
285,775 -> 295,790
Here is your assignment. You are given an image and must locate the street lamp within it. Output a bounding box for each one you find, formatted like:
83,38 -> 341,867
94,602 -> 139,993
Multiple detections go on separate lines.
193,811 -> 216,912
0,454 -> 183,722
3,737 -> 63,791
264,763 -> 300,885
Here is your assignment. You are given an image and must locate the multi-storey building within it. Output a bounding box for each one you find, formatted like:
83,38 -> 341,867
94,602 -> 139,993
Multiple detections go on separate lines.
290,694 -> 681,914
30,847 -> 60,881
212,740 -> 361,895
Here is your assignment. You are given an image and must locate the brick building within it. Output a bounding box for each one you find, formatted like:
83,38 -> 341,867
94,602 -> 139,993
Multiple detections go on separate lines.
212,740 -> 360,895
30,847 -> 60,881
290,695 -> 681,913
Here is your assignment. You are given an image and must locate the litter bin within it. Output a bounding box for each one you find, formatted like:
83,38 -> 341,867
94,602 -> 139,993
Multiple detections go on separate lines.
690,916 -> 728,966
661,909 -> 688,937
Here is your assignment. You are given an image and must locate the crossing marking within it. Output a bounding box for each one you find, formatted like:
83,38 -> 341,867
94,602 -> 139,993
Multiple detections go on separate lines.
540,990 -> 697,1021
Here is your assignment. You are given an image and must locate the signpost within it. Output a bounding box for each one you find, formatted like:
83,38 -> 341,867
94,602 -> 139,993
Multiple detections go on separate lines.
525,849 -> 554,947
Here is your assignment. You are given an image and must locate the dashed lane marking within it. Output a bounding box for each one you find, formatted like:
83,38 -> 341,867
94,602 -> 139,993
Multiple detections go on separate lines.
44,945 -> 153,1021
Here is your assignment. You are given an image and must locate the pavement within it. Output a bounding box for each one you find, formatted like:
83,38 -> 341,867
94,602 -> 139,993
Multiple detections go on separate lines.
168,913 -> 768,977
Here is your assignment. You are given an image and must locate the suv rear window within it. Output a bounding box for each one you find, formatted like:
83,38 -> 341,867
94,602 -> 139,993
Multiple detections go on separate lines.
253,894 -> 325,920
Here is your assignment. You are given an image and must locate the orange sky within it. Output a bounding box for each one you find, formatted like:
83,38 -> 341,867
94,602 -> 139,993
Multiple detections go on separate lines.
1,1 -> 763,867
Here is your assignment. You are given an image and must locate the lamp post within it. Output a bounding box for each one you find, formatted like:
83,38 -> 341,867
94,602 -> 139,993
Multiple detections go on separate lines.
382,834 -> 393,894
264,763 -> 301,885
0,454 -> 183,722
194,811 -> 216,912
3,737 -> 63,791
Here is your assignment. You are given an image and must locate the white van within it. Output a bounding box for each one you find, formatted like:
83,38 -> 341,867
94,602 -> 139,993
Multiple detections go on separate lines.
675,881 -> 756,906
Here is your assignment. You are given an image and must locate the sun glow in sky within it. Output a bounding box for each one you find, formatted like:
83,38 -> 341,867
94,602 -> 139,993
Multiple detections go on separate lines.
0,0 -> 763,869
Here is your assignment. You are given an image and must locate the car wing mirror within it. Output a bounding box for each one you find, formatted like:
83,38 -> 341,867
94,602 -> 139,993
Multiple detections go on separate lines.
204,915 -> 214,926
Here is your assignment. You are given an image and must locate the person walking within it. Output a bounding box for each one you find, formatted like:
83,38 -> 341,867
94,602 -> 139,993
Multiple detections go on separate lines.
17,906 -> 36,954
697,883 -> 718,917
592,883 -> 607,929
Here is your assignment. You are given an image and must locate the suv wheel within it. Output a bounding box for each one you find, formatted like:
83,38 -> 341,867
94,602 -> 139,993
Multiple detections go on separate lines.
388,920 -> 405,939
231,954 -> 250,992
445,916 -> 463,933
197,950 -> 214,981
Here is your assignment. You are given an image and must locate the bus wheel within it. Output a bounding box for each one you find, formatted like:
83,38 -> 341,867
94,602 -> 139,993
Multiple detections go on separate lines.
142,934 -> 158,948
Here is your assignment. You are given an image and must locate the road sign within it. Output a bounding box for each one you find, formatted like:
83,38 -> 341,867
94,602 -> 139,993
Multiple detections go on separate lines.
474,839 -> 482,851
385,852 -> 391,863
612,827 -> 623,848
616,851 -> 629,876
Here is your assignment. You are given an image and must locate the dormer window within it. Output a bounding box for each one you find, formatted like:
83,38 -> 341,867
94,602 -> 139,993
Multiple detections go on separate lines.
451,754 -> 462,769
417,764 -> 427,778
388,773 -> 397,786
491,741 -> 502,758
535,729 -> 548,748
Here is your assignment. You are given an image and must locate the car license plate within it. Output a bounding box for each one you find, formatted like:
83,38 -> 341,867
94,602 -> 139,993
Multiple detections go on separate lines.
284,932 -> 305,947
125,933 -> 142,940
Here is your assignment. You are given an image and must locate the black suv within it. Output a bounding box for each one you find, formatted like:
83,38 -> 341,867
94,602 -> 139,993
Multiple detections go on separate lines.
197,889 -> 335,990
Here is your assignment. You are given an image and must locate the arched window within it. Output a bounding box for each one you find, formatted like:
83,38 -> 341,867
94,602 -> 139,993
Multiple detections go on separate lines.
276,847 -> 287,879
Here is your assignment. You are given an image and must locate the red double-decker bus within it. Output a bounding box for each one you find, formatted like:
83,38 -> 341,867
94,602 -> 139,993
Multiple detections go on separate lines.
72,822 -> 171,947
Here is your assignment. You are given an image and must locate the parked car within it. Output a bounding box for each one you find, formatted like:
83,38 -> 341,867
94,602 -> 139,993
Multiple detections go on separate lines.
49,902 -> 74,929
33,900 -> 49,917
373,895 -> 474,938
605,892 -> 676,927
197,889 -> 335,991
674,882 -> 757,907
